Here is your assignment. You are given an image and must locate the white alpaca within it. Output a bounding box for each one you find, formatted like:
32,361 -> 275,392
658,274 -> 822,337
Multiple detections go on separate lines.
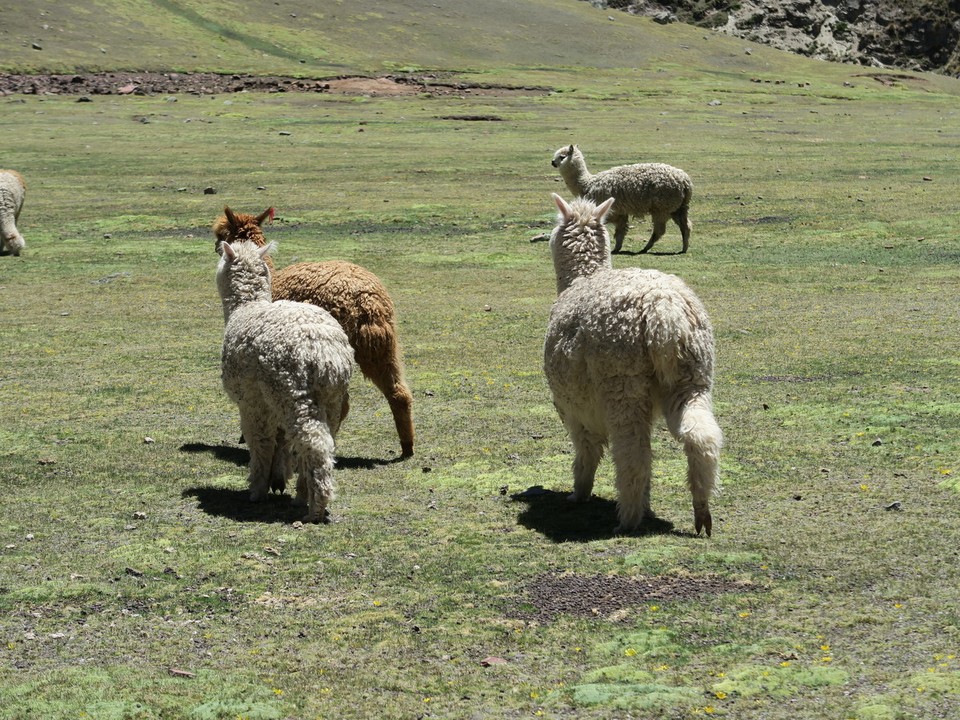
551,145 -> 692,254
543,194 -> 722,535
0,170 -> 26,256
217,240 -> 353,523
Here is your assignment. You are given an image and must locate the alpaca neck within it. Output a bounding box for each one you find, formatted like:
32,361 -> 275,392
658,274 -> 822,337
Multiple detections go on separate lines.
220,272 -> 272,322
552,227 -> 611,295
561,156 -> 593,197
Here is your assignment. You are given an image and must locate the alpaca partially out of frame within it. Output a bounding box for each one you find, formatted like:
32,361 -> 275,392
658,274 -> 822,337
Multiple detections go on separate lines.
217,240 -> 353,523
214,207 -> 415,458
543,193 -> 722,535
551,145 -> 693,254
0,170 -> 26,256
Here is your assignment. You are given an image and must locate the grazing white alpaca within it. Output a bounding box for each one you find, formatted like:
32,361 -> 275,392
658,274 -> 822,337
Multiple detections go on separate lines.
551,145 -> 693,254
217,240 -> 353,523
0,170 -> 26,256
543,194 -> 722,535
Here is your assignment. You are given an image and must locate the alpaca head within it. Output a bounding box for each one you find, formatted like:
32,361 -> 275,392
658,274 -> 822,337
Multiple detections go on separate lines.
549,193 -> 615,294
213,206 -> 274,256
216,240 -> 276,321
551,144 -> 576,169
2,230 -> 25,256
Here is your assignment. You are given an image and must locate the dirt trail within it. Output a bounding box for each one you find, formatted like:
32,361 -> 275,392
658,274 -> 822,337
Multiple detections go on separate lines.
0,72 -> 549,98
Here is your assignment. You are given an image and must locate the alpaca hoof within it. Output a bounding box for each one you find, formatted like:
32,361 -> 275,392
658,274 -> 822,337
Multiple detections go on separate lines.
695,510 -> 713,537
400,442 -> 414,459
303,508 -> 331,524
567,492 -> 590,503
270,478 -> 287,494
613,522 -> 641,536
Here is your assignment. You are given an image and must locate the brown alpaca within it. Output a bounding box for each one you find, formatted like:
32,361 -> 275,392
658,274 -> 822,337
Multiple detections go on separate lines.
214,207 -> 415,458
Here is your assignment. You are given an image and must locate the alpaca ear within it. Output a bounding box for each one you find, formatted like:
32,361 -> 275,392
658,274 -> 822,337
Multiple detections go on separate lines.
224,206 -> 239,229
552,193 -> 572,220
258,241 -> 277,259
221,242 -> 237,262
256,207 -> 275,226
595,197 -> 616,220
567,144 -> 574,155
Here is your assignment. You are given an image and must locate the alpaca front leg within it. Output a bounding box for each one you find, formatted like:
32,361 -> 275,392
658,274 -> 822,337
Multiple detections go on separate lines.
566,421 -> 604,503
611,216 -> 629,254
610,430 -> 653,534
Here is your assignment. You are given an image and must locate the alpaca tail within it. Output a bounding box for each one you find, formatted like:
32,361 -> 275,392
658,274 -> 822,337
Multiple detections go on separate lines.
668,392 -> 722,536
289,413 -> 337,523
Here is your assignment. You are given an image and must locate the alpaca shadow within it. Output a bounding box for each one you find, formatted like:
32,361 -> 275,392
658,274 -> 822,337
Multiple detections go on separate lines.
180,442 -> 249,466
337,455 -> 398,469
511,486 -> 675,542
178,442 -> 394,470
613,249 -> 686,257
181,484 -> 299,524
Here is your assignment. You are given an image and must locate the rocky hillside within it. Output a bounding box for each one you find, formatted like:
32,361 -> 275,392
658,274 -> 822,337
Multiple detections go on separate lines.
586,0 -> 960,75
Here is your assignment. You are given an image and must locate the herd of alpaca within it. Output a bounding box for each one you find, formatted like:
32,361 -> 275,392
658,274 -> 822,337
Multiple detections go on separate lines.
7,141 -> 719,535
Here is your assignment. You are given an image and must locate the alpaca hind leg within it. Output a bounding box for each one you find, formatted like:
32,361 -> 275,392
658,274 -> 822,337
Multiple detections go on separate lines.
609,425 -> 653,534
239,410 -> 276,502
664,391 -> 722,536
269,426 -> 291,494
671,206 -> 691,254
638,215 -> 669,254
565,420 -> 605,503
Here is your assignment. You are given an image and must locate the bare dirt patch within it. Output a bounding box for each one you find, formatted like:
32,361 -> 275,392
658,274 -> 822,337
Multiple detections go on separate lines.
0,71 -> 551,98
515,572 -> 755,622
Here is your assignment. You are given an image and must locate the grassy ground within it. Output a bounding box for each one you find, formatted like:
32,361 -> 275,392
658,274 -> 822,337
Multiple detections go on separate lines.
2,3 -> 960,719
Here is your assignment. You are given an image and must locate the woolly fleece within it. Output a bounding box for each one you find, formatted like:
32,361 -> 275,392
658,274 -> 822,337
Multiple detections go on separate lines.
543,194 -> 721,535
551,145 -> 692,254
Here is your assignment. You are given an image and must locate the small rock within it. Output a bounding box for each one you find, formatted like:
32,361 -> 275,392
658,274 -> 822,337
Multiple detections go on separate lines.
884,501 -> 903,511
77,96 -> 92,103
872,438 -> 883,446
133,511 -> 147,520
481,656 -> 507,667
708,99 -> 722,106
31,43 -> 42,51
922,176 -> 933,182
143,437 -> 155,444
203,187 -> 217,195
103,233 -> 111,239
278,131 -> 291,136
125,567 -> 143,577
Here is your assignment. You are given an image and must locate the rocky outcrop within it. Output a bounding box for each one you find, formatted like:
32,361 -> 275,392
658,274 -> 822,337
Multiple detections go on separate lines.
586,0 -> 960,76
